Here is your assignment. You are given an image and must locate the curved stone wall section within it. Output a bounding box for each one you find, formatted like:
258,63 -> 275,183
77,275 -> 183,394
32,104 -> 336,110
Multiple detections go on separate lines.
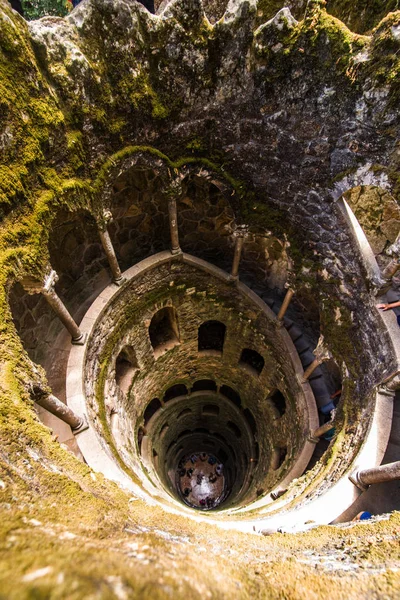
78,252 -> 318,512
142,391 -> 254,508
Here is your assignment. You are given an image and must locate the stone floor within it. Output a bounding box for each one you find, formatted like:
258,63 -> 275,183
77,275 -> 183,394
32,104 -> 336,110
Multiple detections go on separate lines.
177,453 -> 225,510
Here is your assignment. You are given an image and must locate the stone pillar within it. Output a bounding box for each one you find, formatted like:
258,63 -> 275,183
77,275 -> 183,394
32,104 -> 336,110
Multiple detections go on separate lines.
277,288 -> 294,323
270,488 -> 287,500
308,414 -> 335,443
96,209 -> 123,285
168,197 -> 181,255
302,356 -> 326,382
35,392 -> 88,434
230,233 -> 245,280
22,269 -> 86,345
380,369 -> 400,394
382,258 -> 400,281
302,339 -> 331,383
350,461 -> 400,491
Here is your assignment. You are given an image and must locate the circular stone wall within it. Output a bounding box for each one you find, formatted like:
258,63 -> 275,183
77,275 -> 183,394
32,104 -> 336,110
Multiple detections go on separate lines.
80,252 -> 318,514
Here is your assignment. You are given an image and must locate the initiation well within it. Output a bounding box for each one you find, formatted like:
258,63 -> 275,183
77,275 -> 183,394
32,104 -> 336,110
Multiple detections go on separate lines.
74,253 -> 318,514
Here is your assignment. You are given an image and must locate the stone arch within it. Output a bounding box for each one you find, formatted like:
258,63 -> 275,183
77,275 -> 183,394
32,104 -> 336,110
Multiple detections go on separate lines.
239,348 -> 265,376
115,345 -> 138,394
198,320 -> 226,354
144,398 -> 162,426
149,306 -> 180,357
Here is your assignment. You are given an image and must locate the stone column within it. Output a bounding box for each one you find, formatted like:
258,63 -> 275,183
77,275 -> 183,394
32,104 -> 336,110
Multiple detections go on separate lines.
96,209 -> 123,285
23,269 -> 86,344
230,233 -> 245,280
35,392 -> 88,434
302,338 -> 331,383
302,356 -> 326,382
382,258 -> 400,281
308,414 -> 335,443
277,288 -> 294,323
168,197 -> 181,255
380,369 -> 400,394
350,461 -> 400,491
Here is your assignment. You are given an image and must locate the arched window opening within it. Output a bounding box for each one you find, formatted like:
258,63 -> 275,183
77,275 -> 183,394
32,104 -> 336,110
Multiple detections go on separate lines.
239,348 -> 264,376
203,439 -> 216,447
192,379 -> 217,392
243,453 -> 248,469
193,427 -> 209,435
143,398 -> 162,426
219,448 -> 228,462
220,385 -> 241,407
138,427 -> 145,453
115,346 -> 138,394
177,429 -> 191,440
159,423 -> 169,439
164,383 -> 188,402
177,408 -> 192,419
269,390 -> 286,417
243,408 -> 257,436
202,404 -> 219,416
198,320 -> 226,354
227,421 -> 241,438
167,441 -> 176,454
272,446 -> 287,470
149,306 -> 180,357
254,442 -> 260,462
214,432 -> 227,443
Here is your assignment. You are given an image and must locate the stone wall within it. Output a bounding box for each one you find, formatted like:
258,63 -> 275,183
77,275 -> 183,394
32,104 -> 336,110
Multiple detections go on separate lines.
84,258 -> 311,509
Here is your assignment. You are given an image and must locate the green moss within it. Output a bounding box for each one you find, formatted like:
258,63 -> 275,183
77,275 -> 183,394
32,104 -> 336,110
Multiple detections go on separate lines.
326,0 -> 400,34
363,11 -> 400,104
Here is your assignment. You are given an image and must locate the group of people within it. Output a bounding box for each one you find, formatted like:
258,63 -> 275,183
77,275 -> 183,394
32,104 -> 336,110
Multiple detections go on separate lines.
178,452 -> 224,508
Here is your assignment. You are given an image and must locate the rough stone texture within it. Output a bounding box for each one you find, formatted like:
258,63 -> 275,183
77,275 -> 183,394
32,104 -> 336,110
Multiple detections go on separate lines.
85,259 -> 310,507
345,185 -> 400,255
1,0 -> 400,597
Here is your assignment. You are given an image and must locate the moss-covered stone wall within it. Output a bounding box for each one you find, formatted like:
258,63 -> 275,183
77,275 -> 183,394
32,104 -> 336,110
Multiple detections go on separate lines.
1,0 -> 400,597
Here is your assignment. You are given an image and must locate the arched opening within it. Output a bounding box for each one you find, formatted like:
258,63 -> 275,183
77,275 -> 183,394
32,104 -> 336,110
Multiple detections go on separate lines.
198,320 -> 226,354
144,398 -> 162,426
159,423 -> 169,439
202,404 -> 220,416
177,408 -> 192,419
227,421 -> 241,438
220,385 -> 241,408
137,427 -> 145,453
272,446 -> 287,470
254,442 -> 260,462
192,379 -> 217,392
164,384 -> 188,402
239,348 -> 264,376
115,346 -> 138,394
219,448 -> 228,462
243,408 -> 257,436
149,307 -> 180,357
269,390 -> 286,417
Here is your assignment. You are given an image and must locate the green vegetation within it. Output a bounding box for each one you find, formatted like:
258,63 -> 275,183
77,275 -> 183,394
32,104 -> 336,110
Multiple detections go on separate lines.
21,0 -> 70,20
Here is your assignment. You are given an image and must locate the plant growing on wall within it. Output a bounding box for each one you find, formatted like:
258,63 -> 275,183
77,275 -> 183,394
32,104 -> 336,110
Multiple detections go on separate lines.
22,0 -> 70,20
